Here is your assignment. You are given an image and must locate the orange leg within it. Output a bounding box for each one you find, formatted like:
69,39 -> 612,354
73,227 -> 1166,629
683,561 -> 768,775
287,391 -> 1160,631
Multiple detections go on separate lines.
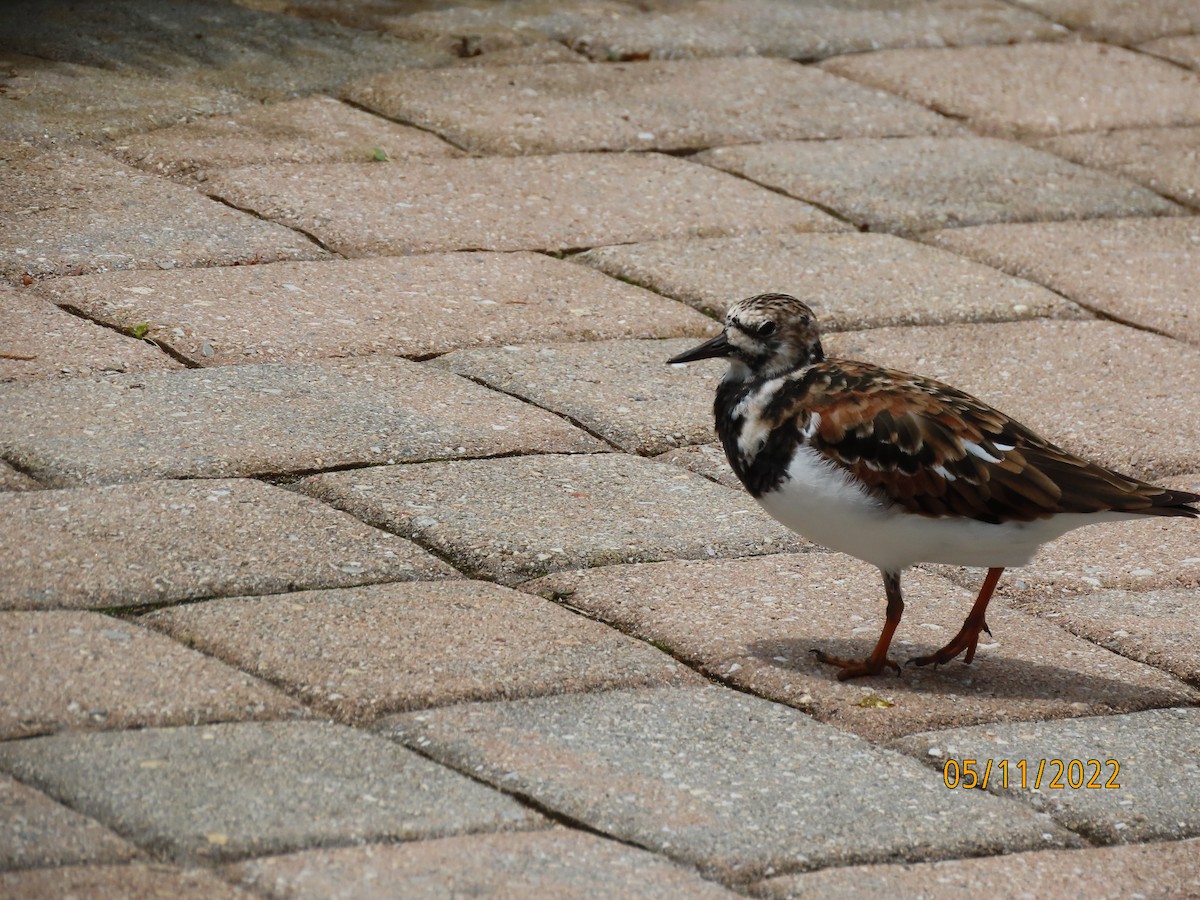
813,570 -> 904,680
910,567 -> 1004,668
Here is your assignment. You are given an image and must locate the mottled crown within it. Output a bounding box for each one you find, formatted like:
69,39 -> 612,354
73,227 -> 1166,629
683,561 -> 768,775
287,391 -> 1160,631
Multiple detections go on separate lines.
724,293 -> 824,378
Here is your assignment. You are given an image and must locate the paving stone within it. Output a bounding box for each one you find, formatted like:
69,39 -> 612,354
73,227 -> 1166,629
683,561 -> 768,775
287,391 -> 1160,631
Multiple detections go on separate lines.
1,773 -> 140,870
345,58 -> 956,156
0,462 -> 38,492
1035,126 -> 1200,209
1011,0 -> 1200,44
31,252 -> 715,366
822,320 -> 1200,478
579,232 -> 1081,329
1,287 -> 179,382
115,96 -> 461,180
753,837 -> 1200,899
381,685 -> 1074,881
144,581 -> 700,725
0,357 -> 601,486
1142,33 -> 1200,72
300,454 -> 803,586
526,554 -> 1197,743
0,721 -> 541,863
226,827 -> 738,898
655,442 -> 742,491
696,136 -> 1183,236
820,43 -> 1200,138
0,863 -> 254,899
1,0 -> 451,101
927,218 -> 1200,346
0,52 -> 242,145
0,148 -> 326,284
202,154 -> 846,257
0,610 -> 303,739
0,479 -> 454,611
434,338 -> 724,455
892,707 -> 1200,844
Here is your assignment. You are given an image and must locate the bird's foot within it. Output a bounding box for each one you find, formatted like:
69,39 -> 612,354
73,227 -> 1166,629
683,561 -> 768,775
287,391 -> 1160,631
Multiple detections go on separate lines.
812,648 -> 902,681
909,618 -> 991,668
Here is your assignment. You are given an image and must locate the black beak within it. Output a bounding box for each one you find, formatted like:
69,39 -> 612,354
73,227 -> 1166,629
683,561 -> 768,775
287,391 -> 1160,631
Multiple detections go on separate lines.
667,332 -> 731,364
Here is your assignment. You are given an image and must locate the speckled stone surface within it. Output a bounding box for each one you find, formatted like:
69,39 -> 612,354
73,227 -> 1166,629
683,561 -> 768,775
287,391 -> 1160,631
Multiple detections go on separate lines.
655,442 -> 742,490
578,232 -> 1081,329
144,581 -> 700,725
1011,0 -> 1200,44
0,721 -> 542,863
202,154 -> 846,256
32,253 -> 715,366
299,454 -> 802,585
345,58 -> 956,155
526,554 -> 1197,743
0,148 -> 327,283
1142,33 -> 1200,71
381,685 -> 1074,881
0,462 -> 38,492
0,357 -> 601,486
227,828 -> 739,898
0,479 -> 454,611
0,610 -> 302,739
0,864 -> 254,899
821,43 -> 1200,138
892,708 -> 1200,844
927,218 -> 1200,346
696,136 -> 1183,236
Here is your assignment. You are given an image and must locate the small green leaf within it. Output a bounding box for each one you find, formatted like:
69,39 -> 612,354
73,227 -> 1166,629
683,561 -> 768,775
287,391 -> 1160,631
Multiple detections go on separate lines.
130,323 -> 150,339
855,695 -> 894,709
371,147 -> 390,162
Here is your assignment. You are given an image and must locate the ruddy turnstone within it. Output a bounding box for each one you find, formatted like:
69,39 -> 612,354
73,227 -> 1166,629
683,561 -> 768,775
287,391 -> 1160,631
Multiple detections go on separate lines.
668,293 -> 1198,680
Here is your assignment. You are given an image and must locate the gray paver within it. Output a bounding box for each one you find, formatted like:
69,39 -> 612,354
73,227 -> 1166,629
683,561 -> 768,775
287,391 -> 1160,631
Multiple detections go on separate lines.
655,442 -> 743,490
345,58 -> 956,156
1,287 -> 179,381
434,338 -> 723,455
927,218 -> 1200,346
1,773 -> 140,871
1142,33 -> 1200,71
579,232 -> 1081,329
381,685 -> 1074,881
0,357 -> 601,486
0,478 -> 454,611
227,828 -> 739,898
754,837 -> 1200,899
526,554 -> 1197,743
144,581 -> 700,725
891,708 -> 1200,844
1,148 -> 326,283
300,453 -> 802,585
821,43 -> 1200,138
1012,0 -> 1200,44
202,154 -> 846,257
696,136 -> 1183,236
31,253 -> 716,366
0,721 -> 542,863
0,610 -> 303,739
0,863 -> 254,899
116,95 -> 461,179
0,462 -> 38,492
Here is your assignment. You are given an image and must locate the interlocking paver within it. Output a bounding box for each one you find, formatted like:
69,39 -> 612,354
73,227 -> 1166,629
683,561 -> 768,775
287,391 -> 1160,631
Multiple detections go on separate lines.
0,462 -> 37,492
0,721 -> 542,862
381,685 -> 1074,881
1142,33 -> 1200,71
1036,126 -> 1200,209
579,232 -> 1081,329
345,58 -> 956,156
227,828 -> 739,898
1,287 -> 178,381
0,479 -> 454,611
31,253 -> 715,366
116,95 -> 461,179
892,708 -> 1200,844
1,773 -> 140,870
696,136 -> 1183,235
0,864 -> 253,899
927,218 -> 1200,346
821,43 -> 1200,138
202,154 -> 846,257
143,581 -> 700,725
0,357 -> 601,486
300,453 -> 802,585
0,148 -> 326,283
0,610 -> 302,739
434,338 -> 722,455
526,554 -> 1197,742
754,837 -> 1200,899
1012,0 -> 1200,44
823,320 -> 1200,477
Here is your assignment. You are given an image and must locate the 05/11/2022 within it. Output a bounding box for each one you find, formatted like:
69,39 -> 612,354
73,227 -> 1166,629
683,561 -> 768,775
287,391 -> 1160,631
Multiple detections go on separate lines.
941,758 -> 1120,791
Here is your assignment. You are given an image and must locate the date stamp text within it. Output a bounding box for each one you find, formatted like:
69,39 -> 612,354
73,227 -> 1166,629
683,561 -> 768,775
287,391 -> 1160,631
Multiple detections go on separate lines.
942,758 -> 1120,790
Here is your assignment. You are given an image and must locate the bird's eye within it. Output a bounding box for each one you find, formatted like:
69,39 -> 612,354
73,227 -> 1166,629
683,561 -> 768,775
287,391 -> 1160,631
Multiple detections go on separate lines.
756,321 -> 777,337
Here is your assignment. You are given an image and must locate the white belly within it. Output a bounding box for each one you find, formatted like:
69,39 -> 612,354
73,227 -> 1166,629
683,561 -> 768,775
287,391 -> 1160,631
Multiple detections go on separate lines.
756,446 -> 1133,572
